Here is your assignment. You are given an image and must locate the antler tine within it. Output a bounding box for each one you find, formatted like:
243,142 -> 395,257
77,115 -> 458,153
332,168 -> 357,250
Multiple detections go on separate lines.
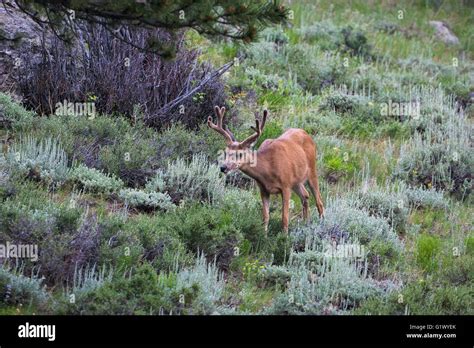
217,106 -> 226,128
261,109 -> 268,130
250,119 -> 261,134
207,105 -> 233,145
240,109 -> 268,148
225,125 -> 237,142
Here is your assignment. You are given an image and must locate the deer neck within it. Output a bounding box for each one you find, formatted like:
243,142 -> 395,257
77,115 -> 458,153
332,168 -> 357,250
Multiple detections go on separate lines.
239,151 -> 270,188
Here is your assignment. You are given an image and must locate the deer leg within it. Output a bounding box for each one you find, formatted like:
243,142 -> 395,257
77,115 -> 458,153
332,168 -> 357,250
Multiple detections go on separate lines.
281,188 -> 291,233
308,172 -> 325,219
260,189 -> 270,235
293,183 -> 310,221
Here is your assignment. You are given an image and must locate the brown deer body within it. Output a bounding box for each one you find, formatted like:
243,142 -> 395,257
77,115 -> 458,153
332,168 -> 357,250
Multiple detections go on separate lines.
209,106 -> 324,233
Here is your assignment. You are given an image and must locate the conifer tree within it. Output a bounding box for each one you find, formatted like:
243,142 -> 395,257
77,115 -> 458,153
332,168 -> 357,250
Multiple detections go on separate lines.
4,0 -> 288,56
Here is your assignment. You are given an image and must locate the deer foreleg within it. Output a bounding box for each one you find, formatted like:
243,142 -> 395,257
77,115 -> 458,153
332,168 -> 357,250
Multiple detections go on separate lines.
260,190 -> 270,235
281,189 -> 291,233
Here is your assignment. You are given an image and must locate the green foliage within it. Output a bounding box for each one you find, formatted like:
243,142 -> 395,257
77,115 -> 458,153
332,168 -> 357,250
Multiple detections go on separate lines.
98,126 -> 158,187
415,234 -> 441,272
405,186 -> 448,210
267,257 -> 394,315
466,235 -> 474,256
0,266 -> 48,310
113,214 -> 193,272
0,93 -> 35,131
221,188 -> 263,243
58,254 -> 226,315
15,0 -> 288,56
157,203 -> 243,260
298,21 -> 372,58
118,188 -> 175,211
293,198 -> 401,249
319,89 -> 379,123
0,182 -> 100,284
319,144 -> 360,183
69,164 -> 124,194
356,281 -> 473,315
241,258 -> 266,282
57,263 -> 167,315
255,120 -> 283,147
174,253 -> 226,314
238,41 -> 347,95
340,26 -> 372,58
351,185 -> 409,233
153,124 -> 223,165
146,153 -> 225,204
2,136 -> 69,187
393,110 -> 472,200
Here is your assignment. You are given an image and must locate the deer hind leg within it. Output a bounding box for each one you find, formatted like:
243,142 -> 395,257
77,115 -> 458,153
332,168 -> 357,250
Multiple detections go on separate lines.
281,188 -> 291,234
308,171 -> 325,219
293,183 -> 310,221
260,189 -> 270,235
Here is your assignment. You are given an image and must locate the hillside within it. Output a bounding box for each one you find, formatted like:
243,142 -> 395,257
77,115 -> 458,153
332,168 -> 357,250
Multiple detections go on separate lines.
0,0 -> 472,315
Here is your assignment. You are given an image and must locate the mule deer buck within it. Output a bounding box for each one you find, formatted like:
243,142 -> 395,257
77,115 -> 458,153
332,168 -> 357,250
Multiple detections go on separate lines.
208,106 -> 324,234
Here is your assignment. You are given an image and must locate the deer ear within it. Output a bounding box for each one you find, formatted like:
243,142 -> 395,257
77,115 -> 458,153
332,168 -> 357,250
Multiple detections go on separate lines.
263,109 -> 268,118
214,106 -> 220,114
220,106 -> 226,114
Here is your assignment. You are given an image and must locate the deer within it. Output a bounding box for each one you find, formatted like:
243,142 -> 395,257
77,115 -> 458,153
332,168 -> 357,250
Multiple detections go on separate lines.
208,106 -> 324,234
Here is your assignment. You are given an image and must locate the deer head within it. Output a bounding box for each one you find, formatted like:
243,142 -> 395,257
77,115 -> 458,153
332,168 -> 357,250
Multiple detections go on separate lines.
208,105 -> 267,174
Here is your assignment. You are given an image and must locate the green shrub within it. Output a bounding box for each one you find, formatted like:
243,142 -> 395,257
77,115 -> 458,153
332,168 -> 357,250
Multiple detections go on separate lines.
405,186 -> 448,210
415,234 -> 441,272
241,41 -> 346,94
355,281 -> 473,315
153,124 -> 224,166
58,255 -> 226,315
319,143 -> 360,183
118,188 -> 175,211
146,153 -> 225,204
439,255 -> 473,286
260,26 -> 289,45
0,93 -> 35,131
298,22 -> 372,58
119,214 -> 193,272
466,235 -> 474,256
393,111 -> 472,200
0,266 -> 48,310
69,164 -> 124,194
0,183 -> 102,284
221,188 -> 264,243
34,114 -> 132,166
292,198 -> 401,249
297,20 -> 341,50
352,186 -> 409,233
98,127 -> 158,187
97,213 -> 193,274
340,26 -> 372,58
174,253 -> 226,314
319,89 -> 379,121
2,136 -> 70,187
267,258 -> 393,315
138,203 -> 244,266
57,263 -> 167,315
